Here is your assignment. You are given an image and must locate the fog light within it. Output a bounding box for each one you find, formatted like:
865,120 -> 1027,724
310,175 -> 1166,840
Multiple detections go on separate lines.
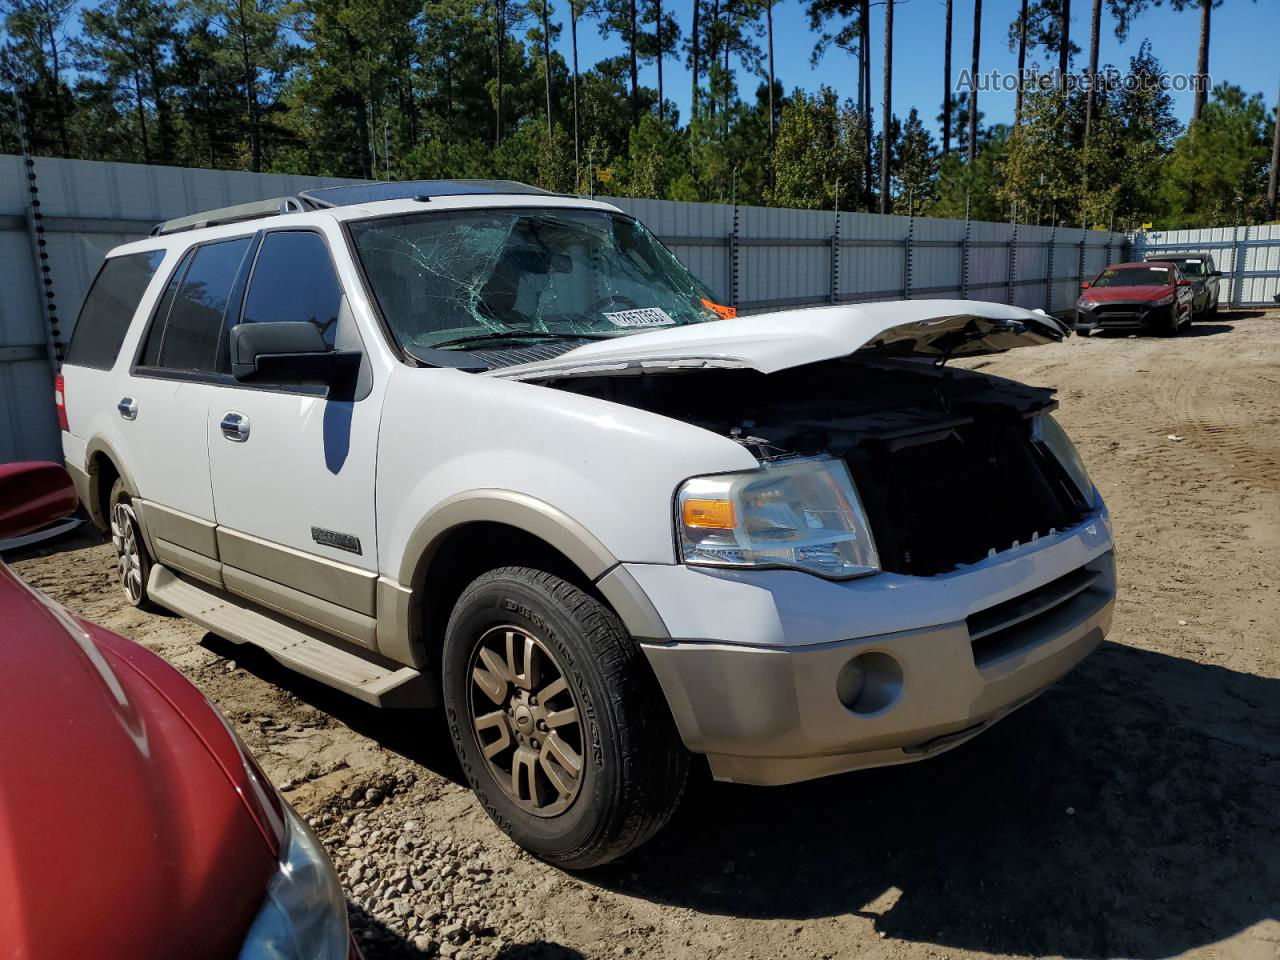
836,652 -> 903,714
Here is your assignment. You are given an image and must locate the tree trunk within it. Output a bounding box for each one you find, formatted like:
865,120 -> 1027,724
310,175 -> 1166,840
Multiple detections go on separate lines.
766,0 -> 774,156
236,0 -> 261,171
132,70 -> 151,163
656,0 -> 664,119
147,50 -> 172,163
968,0 -> 981,164
690,0 -> 700,115
629,0 -> 639,124
354,94 -> 371,179
1192,0 -> 1210,121
495,0 -> 504,147
572,6 -> 581,182
1268,79 -> 1279,218
542,0 -> 553,139
879,0 -> 892,214
1058,0 -> 1070,89
1084,0 -> 1101,145
44,23 -> 70,156
942,0 -> 952,153
1015,0 -> 1027,126
861,0 -> 872,208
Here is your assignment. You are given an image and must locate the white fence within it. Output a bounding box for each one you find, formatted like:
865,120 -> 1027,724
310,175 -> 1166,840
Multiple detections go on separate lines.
0,153 -> 1174,463
1132,224 -> 1280,308
607,197 -> 1128,316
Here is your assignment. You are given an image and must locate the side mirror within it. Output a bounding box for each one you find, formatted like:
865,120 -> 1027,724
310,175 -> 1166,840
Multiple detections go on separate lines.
1177,278 -> 1192,287
229,322 -> 360,384
1080,281 -> 1091,290
1210,270 -> 1223,277
0,462 -> 78,540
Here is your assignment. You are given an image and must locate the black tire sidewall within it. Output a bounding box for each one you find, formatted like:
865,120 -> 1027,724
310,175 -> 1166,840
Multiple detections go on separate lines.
442,573 -> 623,863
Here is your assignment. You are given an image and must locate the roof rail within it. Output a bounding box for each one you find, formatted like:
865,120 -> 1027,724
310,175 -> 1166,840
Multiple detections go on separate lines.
150,196 -> 311,237
149,179 -> 557,237
297,179 -> 552,208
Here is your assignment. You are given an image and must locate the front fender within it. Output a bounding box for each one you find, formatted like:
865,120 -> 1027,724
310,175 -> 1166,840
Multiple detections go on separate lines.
376,368 -> 757,580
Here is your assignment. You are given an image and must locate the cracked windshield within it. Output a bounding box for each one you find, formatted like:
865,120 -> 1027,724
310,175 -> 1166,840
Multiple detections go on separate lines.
348,208 -> 729,359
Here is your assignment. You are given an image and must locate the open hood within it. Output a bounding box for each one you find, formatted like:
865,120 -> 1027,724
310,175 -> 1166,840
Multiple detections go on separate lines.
486,300 -> 1070,381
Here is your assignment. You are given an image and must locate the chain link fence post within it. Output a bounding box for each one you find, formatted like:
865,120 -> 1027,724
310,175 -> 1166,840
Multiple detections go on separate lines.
12,84 -> 63,374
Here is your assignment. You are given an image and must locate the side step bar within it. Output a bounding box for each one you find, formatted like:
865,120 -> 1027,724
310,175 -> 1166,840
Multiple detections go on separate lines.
148,564 -> 434,708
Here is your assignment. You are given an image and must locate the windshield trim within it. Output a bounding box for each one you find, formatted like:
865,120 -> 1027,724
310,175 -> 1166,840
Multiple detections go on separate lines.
341,204 -> 713,369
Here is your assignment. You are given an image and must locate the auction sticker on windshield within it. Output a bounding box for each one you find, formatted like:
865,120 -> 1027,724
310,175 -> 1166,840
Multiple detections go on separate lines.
605,307 -> 677,327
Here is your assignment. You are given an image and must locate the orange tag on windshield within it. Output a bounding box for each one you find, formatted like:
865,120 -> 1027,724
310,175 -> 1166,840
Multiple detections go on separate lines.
701,298 -> 737,319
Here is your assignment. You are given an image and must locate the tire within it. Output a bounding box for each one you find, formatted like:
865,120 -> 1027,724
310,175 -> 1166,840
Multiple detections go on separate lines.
442,566 -> 688,869
1160,305 -> 1182,337
108,478 -> 153,609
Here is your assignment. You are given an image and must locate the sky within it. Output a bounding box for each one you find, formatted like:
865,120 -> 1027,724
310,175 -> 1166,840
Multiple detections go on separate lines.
561,0 -> 1280,140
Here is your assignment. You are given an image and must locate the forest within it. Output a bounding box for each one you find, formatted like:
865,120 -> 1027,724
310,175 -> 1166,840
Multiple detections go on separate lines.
1,0 -> 1277,229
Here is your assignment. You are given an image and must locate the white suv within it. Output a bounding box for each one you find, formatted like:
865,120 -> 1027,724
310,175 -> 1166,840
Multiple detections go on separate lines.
59,180 -> 1115,867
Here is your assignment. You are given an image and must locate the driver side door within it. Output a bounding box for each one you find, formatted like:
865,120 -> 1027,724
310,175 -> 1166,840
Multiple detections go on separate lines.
206,227 -> 385,651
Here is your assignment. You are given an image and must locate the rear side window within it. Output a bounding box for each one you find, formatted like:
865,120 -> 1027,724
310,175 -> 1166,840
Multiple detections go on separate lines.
65,251 -> 164,370
239,231 -> 344,348
140,237 -> 253,373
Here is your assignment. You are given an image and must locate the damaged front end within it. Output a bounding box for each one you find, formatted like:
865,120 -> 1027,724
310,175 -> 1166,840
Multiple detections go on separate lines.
535,353 -> 1097,579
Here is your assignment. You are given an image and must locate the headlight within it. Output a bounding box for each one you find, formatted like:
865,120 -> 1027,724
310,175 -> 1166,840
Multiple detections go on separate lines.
1033,414 -> 1097,509
239,801 -> 349,960
676,456 -> 879,578
1153,294 -> 1174,307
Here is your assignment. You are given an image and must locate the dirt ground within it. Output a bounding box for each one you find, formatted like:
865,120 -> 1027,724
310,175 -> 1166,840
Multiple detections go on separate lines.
11,309 -> 1280,960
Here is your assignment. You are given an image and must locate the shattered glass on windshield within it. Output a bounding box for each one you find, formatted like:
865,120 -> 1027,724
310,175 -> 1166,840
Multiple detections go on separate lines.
348,208 -> 725,358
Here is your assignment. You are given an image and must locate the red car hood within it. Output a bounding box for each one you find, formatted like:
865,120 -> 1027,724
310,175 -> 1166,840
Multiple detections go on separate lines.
0,563 -> 280,960
1081,285 -> 1172,303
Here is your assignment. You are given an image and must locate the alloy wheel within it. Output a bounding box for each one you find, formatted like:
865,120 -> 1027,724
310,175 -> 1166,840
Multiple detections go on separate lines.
111,502 -> 144,604
467,625 -> 585,817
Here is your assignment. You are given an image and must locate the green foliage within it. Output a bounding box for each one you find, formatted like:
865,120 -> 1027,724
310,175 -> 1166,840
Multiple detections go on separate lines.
996,45 -> 1180,228
1161,83 -> 1272,226
0,0 -> 1273,229
766,86 -> 867,210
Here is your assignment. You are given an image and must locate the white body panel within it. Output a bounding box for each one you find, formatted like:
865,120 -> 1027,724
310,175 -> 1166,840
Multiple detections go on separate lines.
375,368 -> 759,573
61,247 -> 216,525
205,220 -> 393,573
488,301 -> 1066,380
625,506 -> 1112,648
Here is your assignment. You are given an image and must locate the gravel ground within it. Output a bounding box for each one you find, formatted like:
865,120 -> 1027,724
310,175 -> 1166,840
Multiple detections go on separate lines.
10,308 -> 1280,960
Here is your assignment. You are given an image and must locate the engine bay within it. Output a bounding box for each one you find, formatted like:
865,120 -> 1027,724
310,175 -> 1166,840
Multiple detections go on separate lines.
545,355 -> 1093,576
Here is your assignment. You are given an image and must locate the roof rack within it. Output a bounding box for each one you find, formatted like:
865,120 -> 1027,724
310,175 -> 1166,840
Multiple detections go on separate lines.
298,179 -> 552,207
151,196 -> 312,236
150,179 -> 554,237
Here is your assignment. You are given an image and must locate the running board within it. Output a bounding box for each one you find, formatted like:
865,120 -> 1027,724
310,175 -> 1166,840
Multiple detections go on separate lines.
148,564 -> 433,708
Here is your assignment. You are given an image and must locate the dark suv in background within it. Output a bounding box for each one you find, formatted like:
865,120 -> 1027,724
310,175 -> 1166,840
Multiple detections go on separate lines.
1143,253 -> 1222,317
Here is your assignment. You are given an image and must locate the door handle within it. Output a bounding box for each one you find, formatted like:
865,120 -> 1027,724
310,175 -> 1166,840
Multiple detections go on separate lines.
117,397 -> 138,420
220,412 -> 250,442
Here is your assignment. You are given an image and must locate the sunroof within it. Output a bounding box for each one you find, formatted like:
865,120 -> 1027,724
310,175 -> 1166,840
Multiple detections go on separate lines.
298,179 -> 553,208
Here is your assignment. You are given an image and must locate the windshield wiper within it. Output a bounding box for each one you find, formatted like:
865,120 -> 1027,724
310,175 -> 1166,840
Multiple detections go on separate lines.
431,330 -> 614,350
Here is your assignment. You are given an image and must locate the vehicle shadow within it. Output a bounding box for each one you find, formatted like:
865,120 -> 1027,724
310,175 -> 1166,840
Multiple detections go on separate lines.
198,634 -> 464,785
348,905 -> 585,959
1089,322 -> 1234,339
584,641 -> 1280,959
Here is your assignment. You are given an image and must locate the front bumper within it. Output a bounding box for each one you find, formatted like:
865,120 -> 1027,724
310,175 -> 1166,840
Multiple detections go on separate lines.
1075,301 -> 1173,332
635,521 -> 1115,786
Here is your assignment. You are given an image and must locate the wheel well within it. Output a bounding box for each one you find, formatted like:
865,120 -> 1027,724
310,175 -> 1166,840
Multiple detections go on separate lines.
88,452 -> 120,531
413,521 -> 601,672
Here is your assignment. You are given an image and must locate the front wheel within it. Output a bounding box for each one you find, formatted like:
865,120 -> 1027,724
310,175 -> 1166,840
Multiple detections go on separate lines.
442,567 -> 688,869
108,479 -> 153,608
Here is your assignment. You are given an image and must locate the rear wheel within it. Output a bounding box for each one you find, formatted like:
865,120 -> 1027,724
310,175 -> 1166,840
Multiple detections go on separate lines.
108,479 -> 152,608
442,566 -> 688,869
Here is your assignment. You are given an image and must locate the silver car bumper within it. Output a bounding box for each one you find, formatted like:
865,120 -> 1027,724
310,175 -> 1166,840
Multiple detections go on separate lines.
641,551 -> 1115,786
